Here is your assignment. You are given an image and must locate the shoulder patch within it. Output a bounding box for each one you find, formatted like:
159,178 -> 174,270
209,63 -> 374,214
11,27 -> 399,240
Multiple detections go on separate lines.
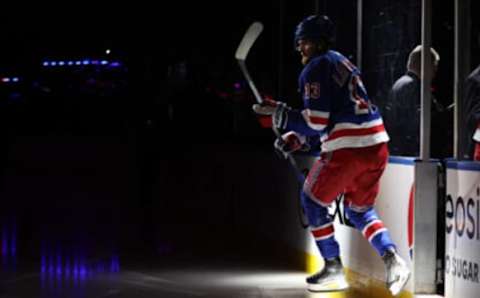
304,82 -> 321,99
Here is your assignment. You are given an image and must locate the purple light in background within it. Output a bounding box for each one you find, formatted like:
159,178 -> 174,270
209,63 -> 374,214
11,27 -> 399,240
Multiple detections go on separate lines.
56,254 -> 62,275
110,255 -> 120,272
73,259 -> 79,279
109,61 -> 121,67
10,223 -> 16,257
2,77 -> 10,83
48,255 -> 55,276
80,264 -> 87,280
96,262 -> 105,273
42,57 -> 123,69
234,82 -> 241,90
38,243 -> 121,286
65,258 -> 71,278
41,254 -> 47,274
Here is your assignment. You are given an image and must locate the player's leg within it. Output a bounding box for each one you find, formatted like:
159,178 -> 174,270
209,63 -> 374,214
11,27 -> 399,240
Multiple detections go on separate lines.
301,191 -> 348,292
345,143 -> 410,296
301,152 -> 355,292
301,191 -> 339,259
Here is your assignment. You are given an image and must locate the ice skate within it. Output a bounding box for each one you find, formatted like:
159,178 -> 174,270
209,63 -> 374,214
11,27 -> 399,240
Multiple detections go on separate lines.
306,257 -> 349,292
383,248 -> 410,296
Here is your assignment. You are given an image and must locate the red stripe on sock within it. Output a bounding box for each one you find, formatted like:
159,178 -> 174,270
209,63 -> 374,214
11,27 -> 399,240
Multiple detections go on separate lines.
312,224 -> 334,239
363,220 -> 384,240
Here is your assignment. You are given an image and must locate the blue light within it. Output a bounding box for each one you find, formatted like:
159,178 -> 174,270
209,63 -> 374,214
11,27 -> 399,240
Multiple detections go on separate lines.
41,254 -> 47,274
10,224 -> 16,256
75,61 -> 82,65
50,61 -> 57,66
67,61 -> 74,66
43,61 -> 49,66
82,60 -> 90,65
80,265 -> 87,280
56,254 -> 62,275
110,61 -> 121,67
11,77 -> 19,82
100,60 -> 109,65
58,61 -> 65,66
48,255 -> 55,275
110,255 -> 120,272
73,260 -> 79,279
65,260 -> 71,278
91,60 -> 99,65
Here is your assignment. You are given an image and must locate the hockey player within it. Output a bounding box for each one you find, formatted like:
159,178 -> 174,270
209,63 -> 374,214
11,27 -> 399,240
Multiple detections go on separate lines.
253,15 -> 410,295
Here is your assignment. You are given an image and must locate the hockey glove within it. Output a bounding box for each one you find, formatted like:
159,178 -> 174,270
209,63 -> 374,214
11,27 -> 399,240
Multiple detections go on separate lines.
274,131 -> 308,159
252,98 -> 290,130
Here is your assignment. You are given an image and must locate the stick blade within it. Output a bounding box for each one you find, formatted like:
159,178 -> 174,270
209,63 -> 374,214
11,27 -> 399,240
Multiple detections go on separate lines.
235,22 -> 264,60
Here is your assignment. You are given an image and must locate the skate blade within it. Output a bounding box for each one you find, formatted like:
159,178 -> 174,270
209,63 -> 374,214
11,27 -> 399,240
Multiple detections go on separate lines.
307,278 -> 349,292
389,270 -> 411,296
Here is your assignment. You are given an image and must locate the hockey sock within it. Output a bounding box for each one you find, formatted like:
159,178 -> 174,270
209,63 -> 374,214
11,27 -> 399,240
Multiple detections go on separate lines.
302,191 -> 340,259
345,206 -> 396,256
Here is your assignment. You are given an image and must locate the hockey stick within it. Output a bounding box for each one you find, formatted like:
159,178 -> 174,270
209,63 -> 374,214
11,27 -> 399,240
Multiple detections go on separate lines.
235,21 -> 305,181
236,22 -> 308,228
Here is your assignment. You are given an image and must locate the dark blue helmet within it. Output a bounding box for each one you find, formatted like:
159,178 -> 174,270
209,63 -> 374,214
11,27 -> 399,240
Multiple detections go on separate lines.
294,15 -> 335,49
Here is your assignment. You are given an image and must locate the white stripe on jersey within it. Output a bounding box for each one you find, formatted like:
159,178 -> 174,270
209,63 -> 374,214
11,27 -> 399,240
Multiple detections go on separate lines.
330,118 -> 384,133
322,132 -> 389,152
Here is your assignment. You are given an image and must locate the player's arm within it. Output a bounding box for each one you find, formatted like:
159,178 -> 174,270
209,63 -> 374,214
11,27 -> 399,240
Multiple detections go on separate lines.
252,58 -> 331,136
282,58 -> 332,136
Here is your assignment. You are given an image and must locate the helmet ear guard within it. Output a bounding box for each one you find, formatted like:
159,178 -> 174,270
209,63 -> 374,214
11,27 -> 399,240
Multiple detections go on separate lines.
294,15 -> 336,51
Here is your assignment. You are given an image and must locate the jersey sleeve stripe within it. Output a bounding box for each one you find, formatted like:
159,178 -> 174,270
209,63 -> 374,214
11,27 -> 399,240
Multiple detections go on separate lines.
301,109 -> 329,131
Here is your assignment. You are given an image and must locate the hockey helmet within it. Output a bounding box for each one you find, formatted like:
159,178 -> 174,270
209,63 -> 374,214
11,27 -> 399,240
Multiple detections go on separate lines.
294,15 -> 335,48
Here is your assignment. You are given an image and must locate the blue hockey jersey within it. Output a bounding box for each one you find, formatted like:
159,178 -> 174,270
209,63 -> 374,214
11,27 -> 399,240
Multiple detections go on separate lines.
284,50 -> 389,152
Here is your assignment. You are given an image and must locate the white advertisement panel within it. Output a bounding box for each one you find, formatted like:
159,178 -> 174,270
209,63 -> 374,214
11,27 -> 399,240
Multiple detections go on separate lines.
445,161 -> 480,298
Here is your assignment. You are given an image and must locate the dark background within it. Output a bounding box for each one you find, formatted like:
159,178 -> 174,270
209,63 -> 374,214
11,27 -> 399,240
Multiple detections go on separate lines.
0,0 -> 477,271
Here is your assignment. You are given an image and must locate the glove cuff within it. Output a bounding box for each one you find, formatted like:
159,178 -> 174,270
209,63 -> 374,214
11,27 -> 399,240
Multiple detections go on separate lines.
273,103 -> 290,130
